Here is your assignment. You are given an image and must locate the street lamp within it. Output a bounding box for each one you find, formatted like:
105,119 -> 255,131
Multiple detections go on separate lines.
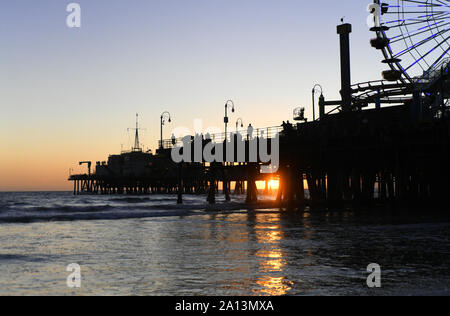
312,84 -> 323,122
224,100 -> 235,141
235,118 -> 244,132
160,111 -> 172,149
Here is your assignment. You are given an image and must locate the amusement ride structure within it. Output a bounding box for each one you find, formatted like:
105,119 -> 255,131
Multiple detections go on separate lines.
350,0 -> 449,117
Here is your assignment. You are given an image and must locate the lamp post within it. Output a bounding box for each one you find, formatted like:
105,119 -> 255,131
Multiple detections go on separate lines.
224,100 -> 235,141
160,111 -> 171,149
312,84 -> 323,122
235,118 -> 244,132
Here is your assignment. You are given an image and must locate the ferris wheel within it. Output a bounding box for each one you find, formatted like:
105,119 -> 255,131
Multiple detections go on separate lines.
369,0 -> 450,82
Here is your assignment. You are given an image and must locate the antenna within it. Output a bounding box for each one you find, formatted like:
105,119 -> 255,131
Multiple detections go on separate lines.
127,113 -> 145,152
135,113 -> 139,150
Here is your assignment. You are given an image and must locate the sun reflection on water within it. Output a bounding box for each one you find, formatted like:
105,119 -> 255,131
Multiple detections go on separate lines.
254,276 -> 294,296
252,213 -> 293,296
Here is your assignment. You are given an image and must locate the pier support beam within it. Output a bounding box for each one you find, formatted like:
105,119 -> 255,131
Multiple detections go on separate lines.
246,180 -> 258,204
246,163 -> 258,204
224,170 -> 231,202
177,164 -> 183,204
207,181 -> 216,204
234,181 -> 244,194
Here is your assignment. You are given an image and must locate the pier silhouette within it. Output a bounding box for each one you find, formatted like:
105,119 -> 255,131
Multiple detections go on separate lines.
69,20 -> 450,209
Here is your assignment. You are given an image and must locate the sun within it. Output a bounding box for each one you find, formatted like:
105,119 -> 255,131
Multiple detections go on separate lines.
269,180 -> 279,190
256,179 -> 279,191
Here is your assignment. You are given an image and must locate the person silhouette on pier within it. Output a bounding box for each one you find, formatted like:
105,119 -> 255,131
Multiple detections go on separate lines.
247,124 -> 254,140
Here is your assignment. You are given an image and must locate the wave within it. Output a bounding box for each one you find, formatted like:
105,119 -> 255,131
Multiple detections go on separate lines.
11,202 -> 28,206
0,202 -> 28,211
0,209 -> 196,224
110,197 -> 152,203
0,191 -> 279,224
18,204 -> 114,213
0,200 -> 279,224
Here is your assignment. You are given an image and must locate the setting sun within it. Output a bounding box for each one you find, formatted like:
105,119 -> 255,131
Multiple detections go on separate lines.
268,179 -> 279,190
255,179 -> 279,191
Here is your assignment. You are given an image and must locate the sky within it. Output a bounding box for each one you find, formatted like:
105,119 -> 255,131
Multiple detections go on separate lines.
0,0 -> 386,191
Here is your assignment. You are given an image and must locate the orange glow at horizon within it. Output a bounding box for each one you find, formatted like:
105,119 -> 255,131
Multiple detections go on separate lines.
255,179 -> 279,191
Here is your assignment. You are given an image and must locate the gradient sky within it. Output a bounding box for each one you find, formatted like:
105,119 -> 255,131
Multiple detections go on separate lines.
0,0 -> 386,191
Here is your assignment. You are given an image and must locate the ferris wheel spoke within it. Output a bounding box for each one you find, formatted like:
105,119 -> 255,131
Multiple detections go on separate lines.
383,11 -> 450,27
389,21 -> 449,44
382,11 -> 448,15
404,35 -> 450,71
434,0 -> 449,7
373,0 -> 450,80
383,16 -> 449,29
393,28 -> 449,58
401,0 -> 448,7
428,46 -> 450,70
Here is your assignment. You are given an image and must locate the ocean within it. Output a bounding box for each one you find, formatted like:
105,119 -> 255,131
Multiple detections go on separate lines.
0,191 -> 449,296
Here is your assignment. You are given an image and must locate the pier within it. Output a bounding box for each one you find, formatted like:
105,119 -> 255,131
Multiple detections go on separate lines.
69,22 -> 450,209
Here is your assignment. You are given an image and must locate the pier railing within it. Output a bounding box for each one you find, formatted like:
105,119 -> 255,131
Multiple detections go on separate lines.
159,126 -> 284,149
